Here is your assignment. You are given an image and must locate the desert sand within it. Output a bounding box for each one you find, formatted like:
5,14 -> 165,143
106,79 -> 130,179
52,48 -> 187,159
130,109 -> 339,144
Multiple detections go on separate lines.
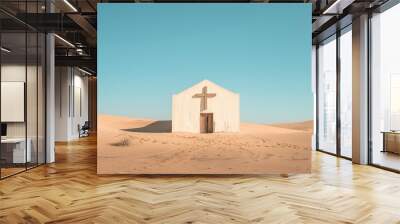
97,115 -> 312,174
270,120 -> 314,132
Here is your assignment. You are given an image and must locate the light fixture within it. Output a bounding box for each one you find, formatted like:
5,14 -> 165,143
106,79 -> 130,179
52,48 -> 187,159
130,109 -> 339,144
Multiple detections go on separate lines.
322,0 -> 354,15
54,34 -> 75,48
322,0 -> 341,14
76,48 -> 86,56
78,67 -> 93,76
63,0 -> 78,12
1,47 -> 11,53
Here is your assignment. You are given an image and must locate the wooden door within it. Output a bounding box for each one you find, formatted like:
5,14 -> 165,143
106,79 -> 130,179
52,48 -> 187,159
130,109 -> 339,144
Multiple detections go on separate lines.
200,113 -> 213,133
200,114 -> 207,133
207,114 -> 213,133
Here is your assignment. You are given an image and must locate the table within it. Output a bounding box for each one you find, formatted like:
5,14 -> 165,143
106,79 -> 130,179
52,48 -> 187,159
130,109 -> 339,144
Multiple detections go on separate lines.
1,138 -> 32,164
381,131 -> 400,155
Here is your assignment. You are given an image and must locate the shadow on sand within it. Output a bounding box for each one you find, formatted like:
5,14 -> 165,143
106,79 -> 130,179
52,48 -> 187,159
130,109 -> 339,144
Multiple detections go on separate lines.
121,120 -> 172,133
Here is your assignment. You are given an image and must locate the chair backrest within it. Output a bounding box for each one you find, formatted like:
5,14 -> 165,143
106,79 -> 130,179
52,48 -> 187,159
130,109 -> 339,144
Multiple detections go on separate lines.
82,121 -> 90,129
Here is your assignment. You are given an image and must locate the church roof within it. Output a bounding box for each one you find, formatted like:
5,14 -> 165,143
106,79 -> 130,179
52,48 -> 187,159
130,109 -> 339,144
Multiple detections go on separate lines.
174,79 -> 238,96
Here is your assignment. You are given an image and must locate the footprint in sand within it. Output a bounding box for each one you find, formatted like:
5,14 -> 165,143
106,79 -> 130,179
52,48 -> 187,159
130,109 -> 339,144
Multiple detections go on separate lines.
263,154 -> 274,159
110,138 -> 130,147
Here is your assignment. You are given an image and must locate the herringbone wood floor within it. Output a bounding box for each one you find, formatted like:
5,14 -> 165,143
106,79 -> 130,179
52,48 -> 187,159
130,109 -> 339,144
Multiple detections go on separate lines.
1,135 -> 400,224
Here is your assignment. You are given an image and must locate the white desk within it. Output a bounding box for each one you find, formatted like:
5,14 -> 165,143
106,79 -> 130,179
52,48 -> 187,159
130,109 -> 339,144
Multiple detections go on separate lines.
1,138 -> 31,163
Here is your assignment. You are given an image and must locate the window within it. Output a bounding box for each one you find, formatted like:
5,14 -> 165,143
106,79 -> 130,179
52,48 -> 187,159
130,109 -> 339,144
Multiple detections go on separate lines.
370,3 -> 400,171
339,27 -> 352,158
317,35 -> 337,154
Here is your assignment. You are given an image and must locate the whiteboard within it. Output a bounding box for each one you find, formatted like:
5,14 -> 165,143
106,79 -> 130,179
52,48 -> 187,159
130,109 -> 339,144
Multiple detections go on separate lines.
1,82 -> 25,122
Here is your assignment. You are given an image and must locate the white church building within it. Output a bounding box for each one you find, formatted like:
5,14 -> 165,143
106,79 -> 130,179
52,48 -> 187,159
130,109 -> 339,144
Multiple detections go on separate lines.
172,80 -> 240,133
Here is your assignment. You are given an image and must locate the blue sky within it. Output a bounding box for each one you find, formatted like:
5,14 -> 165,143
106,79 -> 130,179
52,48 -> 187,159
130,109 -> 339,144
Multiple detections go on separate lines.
98,4 -> 312,124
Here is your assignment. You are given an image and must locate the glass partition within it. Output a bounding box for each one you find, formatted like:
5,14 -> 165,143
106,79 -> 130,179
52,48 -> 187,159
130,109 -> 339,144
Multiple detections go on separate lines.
0,31 -> 28,177
370,3 -> 400,171
317,35 -> 337,154
0,2 -> 46,179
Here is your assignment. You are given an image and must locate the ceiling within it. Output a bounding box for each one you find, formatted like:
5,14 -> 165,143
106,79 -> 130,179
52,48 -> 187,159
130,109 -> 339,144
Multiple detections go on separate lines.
0,0 -> 391,75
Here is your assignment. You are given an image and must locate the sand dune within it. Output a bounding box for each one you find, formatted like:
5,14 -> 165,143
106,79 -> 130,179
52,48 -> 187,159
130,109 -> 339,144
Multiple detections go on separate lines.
97,114 -> 312,174
269,120 -> 314,132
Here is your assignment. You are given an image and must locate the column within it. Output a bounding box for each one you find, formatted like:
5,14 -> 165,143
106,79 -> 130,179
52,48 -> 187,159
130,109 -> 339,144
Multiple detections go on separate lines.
352,14 -> 369,164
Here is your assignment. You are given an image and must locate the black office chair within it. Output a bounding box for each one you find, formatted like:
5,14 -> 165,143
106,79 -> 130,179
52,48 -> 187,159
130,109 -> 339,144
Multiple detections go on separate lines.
79,121 -> 90,138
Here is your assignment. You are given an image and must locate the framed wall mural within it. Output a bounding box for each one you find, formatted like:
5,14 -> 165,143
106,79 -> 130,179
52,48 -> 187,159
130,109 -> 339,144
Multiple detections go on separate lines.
98,4 -> 312,174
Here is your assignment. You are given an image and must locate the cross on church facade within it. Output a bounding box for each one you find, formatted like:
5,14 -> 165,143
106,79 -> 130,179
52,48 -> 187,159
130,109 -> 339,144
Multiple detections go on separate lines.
192,86 -> 216,111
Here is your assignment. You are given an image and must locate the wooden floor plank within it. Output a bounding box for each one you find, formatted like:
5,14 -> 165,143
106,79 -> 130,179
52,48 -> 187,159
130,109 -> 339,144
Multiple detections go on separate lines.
0,135 -> 400,223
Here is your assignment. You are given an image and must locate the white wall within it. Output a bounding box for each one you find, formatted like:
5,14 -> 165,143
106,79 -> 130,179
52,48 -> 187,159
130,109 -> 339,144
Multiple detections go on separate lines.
1,63 -> 46,164
55,67 -> 69,141
1,65 -> 28,144
1,65 -> 26,129
1,65 -> 40,138
71,73 -> 89,138
55,67 -> 89,141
